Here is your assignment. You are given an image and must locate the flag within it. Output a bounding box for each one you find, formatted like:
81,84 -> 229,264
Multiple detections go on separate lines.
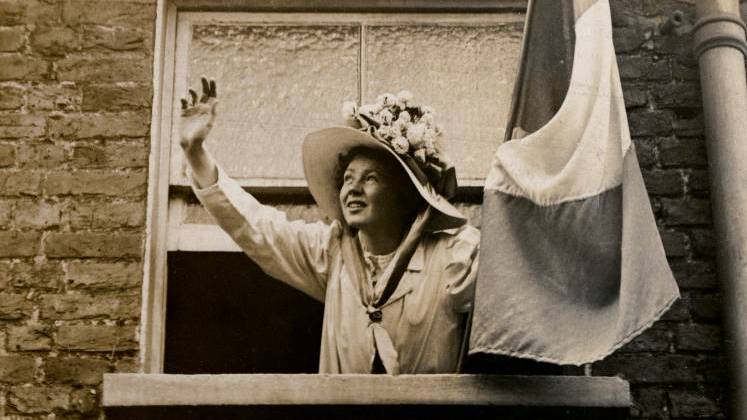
468,0 -> 680,365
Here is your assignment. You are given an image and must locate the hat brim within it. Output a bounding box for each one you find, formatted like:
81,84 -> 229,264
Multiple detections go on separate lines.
302,126 -> 467,231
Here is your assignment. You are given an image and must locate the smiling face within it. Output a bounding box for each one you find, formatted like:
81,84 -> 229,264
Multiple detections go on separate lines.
338,154 -> 407,232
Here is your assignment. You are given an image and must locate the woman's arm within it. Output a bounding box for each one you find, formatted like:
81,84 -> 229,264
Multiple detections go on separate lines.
178,78 -> 337,301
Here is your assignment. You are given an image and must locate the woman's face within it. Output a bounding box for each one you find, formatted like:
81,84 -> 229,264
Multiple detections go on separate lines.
339,155 -> 405,232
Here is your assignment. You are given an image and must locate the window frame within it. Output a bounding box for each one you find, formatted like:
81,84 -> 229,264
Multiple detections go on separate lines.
142,0 -> 527,374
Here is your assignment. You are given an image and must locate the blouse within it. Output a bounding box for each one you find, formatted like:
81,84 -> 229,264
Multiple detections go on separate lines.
193,167 -> 480,374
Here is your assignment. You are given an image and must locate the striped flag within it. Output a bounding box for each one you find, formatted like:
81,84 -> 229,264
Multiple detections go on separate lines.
469,0 -> 680,365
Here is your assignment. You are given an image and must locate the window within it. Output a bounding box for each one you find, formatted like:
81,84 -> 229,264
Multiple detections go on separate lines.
143,0 -> 525,374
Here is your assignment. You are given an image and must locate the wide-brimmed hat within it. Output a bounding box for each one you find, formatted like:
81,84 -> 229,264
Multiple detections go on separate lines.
302,92 -> 467,232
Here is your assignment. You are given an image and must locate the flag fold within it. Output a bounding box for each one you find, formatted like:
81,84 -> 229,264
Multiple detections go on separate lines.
469,0 -> 680,365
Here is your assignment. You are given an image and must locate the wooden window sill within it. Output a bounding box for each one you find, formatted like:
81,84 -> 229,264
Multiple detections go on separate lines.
103,373 -> 630,408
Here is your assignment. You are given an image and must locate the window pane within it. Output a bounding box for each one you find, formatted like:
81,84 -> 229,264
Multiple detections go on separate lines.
365,24 -> 522,181
180,23 -> 360,184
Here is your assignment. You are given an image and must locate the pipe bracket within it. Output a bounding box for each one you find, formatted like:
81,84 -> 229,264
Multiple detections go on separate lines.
693,13 -> 747,59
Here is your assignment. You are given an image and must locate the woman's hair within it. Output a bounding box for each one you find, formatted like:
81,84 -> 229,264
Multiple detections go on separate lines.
336,146 -> 426,222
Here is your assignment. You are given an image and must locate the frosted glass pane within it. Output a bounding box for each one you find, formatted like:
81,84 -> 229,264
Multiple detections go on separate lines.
185,24 -> 360,181
365,24 -> 522,180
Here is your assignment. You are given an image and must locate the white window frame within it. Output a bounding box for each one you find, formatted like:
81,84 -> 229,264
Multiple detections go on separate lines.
142,0 -> 527,374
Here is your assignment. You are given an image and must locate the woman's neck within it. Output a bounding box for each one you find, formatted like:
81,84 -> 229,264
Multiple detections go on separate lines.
358,224 -> 405,255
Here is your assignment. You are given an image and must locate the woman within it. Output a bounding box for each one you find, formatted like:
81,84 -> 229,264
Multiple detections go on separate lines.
180,78 -> 480,374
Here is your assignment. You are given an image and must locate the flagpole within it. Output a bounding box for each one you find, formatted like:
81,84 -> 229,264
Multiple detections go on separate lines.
693,1 -> 747,418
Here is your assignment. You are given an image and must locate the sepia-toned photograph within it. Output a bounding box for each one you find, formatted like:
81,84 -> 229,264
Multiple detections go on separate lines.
0,0 -> 745,418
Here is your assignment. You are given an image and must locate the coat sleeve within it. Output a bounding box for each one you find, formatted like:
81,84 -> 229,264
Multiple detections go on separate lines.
443,225 -> 481,313
191,166 -> 340,302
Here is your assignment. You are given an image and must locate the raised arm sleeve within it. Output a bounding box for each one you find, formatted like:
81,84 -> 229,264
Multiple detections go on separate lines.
191,166 -> 340,302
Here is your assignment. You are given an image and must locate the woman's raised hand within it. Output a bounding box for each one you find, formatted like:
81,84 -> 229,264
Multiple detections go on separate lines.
179,77 -> 217,152
179,77 -> 219,188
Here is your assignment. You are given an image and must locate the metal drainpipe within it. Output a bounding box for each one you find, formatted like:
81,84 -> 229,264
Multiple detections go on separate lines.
693,1 -> 747,418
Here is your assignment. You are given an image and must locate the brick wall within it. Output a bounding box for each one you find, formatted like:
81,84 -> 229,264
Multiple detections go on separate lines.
0,0 -> 154,417
0,0 -> 730,418
593,1 -> 727,418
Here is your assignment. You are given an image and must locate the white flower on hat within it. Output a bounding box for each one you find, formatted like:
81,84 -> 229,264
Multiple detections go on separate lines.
391,136 -> 410,155
406,122 -> 427,148
420,112 -> 435,127
379,109 -> 394,124
377,93 -> 397,108
398,110 -> 411,123
341,101 -> 358,121
422,105 -> 435,116
396,90 -> 414,108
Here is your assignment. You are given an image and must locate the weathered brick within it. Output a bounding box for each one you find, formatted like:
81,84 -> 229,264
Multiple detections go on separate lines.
65,260 -> 141,291
71,387 -> 98,415
670,260 -> 717,289
676,324 -> 721,351
30,26 -> 80,56
62,0 -> 156,27
82,83 -> 150,111
113,357 -> 139,373
0,230 -> 40,256
672,116 -> 703,137
16,142 -> 67,168
630,387 -> 667,418
56,325 -> 137,352
690,293 -> 722,323
660,295 -> 690,322
0,54 -> 48,80
81,25 -> 147,51
71,142 -> 148,168
14,199 -> 62,228
45,357 -> 109,385
658,229 -> 687,257
687,169 -> 709,196
0,0 -> 61,25
0,142 -> 15,166
0,355 -> 36,383
656,33 -> 695,64
593,354 -> 699,383
617,56 -> 670,81
44,232 -> 142,258
0,26 -> 25,52
0,198 -> 11,227
612,27 -> 645,53
44,170 -> 147,196
48,112 -> 149,139
68,200 -> 145,228
652,82 -> 701,109
661,198 -> 712,226
8,385 -> 70,413
57,54 -> 151,82
0,0 -> 26,25
673,60 -> 699,81
40,293 -> 139,320
7,325 -> 52,350
689,228 -> 716,257
619,324 -> 672,353
0,292 -> 28,319
659,137 -> 707,167
0,83 -> 24,109
632,138 -> 657,169
628,110 -> 673,136
9,259 -> 63,290
669,389 -> 721,418
0,114 -> 45,139
621,85 -> 648,108
642,169 -> 683,196
27,83 -> 80,112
